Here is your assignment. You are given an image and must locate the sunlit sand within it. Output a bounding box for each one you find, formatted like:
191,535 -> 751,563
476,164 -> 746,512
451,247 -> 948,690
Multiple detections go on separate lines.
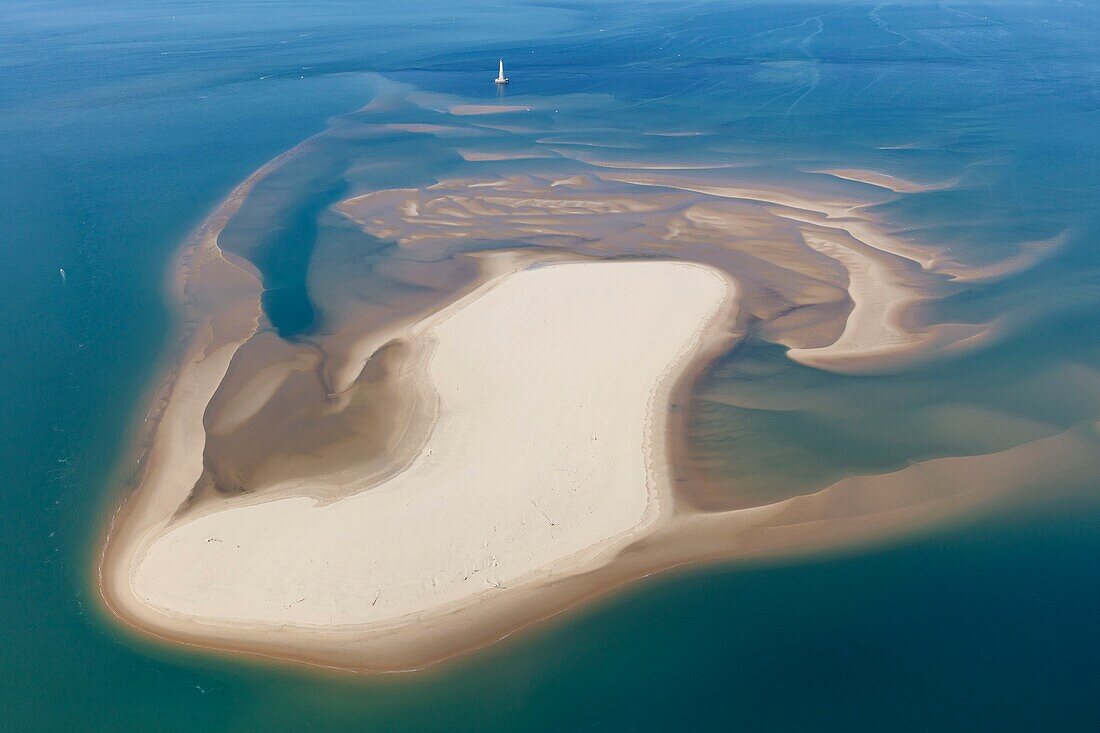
129,260 -> 733,627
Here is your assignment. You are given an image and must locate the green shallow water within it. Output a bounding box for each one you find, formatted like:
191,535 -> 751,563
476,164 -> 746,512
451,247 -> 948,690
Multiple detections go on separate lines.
2,1 -> 1099,730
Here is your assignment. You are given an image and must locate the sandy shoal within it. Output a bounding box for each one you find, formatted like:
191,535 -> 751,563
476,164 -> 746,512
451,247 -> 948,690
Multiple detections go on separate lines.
458,149 -> 554,161
811,168 -> 948,193
98,172 -> 1100,672
783,227 -> 995,372
783,229 -> 930,371
122,260 -> 733,629
92,76 -> 1100,674
449,104 -> 530,116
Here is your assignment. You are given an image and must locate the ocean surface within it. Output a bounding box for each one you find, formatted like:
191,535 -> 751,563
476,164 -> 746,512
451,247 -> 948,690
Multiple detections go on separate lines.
2,1 -> 1099,729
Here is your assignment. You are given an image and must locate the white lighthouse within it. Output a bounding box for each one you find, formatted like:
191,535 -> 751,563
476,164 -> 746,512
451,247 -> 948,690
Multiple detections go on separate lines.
494,58 -> 509,85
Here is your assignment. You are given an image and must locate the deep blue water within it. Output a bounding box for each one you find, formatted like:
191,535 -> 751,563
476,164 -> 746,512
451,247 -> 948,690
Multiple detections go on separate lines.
2,1 -> 1099,730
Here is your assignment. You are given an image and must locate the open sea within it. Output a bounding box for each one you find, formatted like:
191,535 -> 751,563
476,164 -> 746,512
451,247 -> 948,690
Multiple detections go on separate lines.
2,1 -> 1099,730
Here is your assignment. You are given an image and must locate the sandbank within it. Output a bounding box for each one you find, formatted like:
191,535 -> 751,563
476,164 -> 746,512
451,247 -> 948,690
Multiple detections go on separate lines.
812,168 -> 950,193
102,258 -> 738,669
449,104 -> 530,116
97,81 -> 1094,672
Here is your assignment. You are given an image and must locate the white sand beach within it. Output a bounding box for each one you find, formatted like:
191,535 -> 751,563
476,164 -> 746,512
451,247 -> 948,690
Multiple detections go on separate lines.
121,260 -> 733,628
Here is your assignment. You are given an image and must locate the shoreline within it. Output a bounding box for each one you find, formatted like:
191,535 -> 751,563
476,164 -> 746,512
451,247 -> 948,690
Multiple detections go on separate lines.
94,141 -> 315,662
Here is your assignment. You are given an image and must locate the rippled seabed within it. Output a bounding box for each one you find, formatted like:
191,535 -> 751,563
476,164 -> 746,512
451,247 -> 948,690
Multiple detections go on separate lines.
3,0 -> 1099,730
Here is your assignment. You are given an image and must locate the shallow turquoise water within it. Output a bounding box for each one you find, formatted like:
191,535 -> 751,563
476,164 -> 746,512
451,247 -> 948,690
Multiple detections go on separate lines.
2,1 -> 1099,729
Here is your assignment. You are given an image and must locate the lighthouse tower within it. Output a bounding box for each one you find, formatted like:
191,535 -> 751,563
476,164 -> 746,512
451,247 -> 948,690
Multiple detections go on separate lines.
494,58 -> 509,85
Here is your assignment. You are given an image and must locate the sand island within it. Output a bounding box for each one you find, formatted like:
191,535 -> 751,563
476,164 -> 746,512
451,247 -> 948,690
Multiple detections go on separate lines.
97,81 -> 1099,672
132,259 -> 733,626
